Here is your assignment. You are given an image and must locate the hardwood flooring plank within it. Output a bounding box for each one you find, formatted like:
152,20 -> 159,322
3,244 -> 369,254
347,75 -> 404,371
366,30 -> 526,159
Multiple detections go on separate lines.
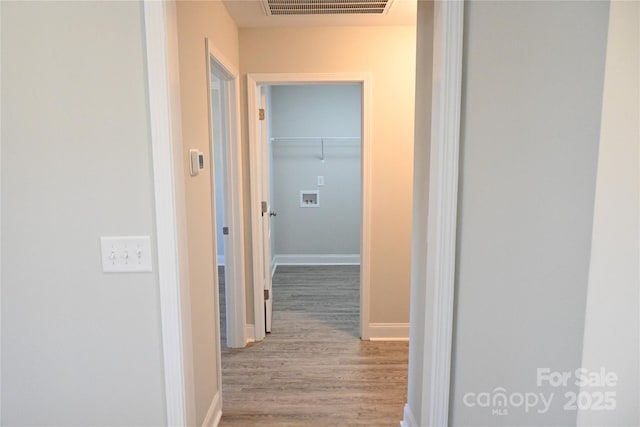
218,265 -> 408,426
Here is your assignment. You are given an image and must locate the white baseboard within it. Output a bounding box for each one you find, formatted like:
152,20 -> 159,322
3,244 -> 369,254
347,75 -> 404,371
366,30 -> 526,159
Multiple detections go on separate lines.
400,403 -> 417,427
202,391 -> 222,427
217,255 -> 224,266
273,254 -> 360,266
368,323 -> 410,341
245,324 -> 255,343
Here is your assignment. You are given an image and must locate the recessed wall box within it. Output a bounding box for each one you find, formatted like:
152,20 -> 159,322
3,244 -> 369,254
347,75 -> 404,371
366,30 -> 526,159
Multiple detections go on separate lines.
300,190 -> 319,207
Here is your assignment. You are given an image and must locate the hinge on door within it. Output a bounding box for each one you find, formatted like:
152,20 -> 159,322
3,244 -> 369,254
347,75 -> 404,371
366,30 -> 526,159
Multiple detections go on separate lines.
222,226 -> 229,235
258,108 -> 265,121
264,289 -> 270,300
261,201 -> 268,216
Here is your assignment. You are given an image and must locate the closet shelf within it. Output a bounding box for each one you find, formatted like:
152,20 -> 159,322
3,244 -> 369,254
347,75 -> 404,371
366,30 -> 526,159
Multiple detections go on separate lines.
270,136 -> 360,141
270,137 -> 360,161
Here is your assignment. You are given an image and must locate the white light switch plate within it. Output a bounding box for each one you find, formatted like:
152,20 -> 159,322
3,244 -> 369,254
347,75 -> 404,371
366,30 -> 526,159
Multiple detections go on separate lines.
100,236 -> 153,273
317,176 -> 325,186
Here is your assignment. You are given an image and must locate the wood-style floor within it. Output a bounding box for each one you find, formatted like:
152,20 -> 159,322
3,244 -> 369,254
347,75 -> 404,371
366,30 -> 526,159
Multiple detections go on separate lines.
218,265 -> 409,426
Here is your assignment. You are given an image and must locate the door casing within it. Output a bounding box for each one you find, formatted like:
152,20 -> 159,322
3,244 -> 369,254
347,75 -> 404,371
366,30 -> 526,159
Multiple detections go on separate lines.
205,39 -> 247,349
247,73 -> 373,341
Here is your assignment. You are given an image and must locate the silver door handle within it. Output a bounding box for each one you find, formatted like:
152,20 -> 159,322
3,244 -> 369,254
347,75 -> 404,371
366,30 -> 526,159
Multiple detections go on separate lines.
269,211 -> 277,217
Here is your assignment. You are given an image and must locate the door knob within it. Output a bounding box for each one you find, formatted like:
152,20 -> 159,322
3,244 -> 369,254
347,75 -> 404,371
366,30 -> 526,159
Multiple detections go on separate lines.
269,211 -> 277,217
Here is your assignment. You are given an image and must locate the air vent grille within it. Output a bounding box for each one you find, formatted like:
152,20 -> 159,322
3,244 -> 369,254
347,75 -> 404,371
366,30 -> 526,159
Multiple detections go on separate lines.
263,0 -> 392,16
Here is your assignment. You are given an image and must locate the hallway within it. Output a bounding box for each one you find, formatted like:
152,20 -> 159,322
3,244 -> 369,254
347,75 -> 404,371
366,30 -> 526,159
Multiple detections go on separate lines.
219,266 -> 409,426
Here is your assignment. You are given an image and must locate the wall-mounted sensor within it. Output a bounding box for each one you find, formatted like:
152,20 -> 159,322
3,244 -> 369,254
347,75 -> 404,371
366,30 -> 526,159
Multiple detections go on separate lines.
189,149 -> 205,176
300,190 -> 319,208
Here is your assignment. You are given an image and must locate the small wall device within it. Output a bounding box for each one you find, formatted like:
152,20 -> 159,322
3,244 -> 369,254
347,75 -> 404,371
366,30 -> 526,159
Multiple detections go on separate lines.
189,149 -> 205,177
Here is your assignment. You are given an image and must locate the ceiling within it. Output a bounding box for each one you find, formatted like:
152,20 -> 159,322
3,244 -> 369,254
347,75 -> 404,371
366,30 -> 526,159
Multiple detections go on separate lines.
222,0 -> 417,28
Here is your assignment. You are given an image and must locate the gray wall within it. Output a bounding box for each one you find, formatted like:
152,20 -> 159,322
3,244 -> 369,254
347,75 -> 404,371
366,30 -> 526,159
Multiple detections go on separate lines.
1,1 -> 166,425
450,2 -> 609,425
270,85 -> 362,255
578,1 -> 640,424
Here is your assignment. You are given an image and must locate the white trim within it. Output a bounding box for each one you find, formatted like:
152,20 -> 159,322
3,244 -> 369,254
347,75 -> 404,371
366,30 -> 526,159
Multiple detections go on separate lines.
245,324 -> 256,343
201,392 -> 222,427
400,404 -> 418,427
635,11 -> 640,416
247,74 -> 266,342
205,39 -> 247,349
360,74 -> 373,341
0,2 -> 3,422
227,63 -> 248,348
423,2 -> 464,423
143,1 -> 191,424
273,254 -> 360,266
368,323 -> 410,341
247,73 -> 372,342
404,1 -> 464,426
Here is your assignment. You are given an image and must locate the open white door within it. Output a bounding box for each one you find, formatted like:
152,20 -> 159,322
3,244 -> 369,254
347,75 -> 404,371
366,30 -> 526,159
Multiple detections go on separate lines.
249,82 -> 274,340
259,86 -> 274,333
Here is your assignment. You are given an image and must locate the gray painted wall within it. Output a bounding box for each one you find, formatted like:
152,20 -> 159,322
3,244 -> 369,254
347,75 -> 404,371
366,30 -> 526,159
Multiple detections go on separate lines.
578,2 -> 640,424
450,2 -> 609,425
270,85 -> 362,255
1,1 -> 166,425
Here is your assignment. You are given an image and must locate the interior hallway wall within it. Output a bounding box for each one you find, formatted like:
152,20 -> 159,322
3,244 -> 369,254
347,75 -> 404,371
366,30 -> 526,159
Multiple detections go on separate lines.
240,24 -> 416,326
175,0 -> 240,424
1,1 -> 166,425
578,1 -> 640,425
270,84 -> 361,257
450,1 -> 609,425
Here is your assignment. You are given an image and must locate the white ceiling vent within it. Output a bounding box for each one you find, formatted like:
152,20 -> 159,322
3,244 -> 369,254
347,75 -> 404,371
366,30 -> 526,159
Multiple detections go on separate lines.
261,0 -> 395,16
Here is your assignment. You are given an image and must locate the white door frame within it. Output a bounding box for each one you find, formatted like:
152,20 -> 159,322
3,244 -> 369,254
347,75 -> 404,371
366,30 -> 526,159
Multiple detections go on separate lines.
143,1 -> 193,424
402,1 -> 464,426
205,39 -> 247,349
247,73 -> 373,341
143,0 -> 463,423
0,3 -> 3,424
257,87 -> 273,333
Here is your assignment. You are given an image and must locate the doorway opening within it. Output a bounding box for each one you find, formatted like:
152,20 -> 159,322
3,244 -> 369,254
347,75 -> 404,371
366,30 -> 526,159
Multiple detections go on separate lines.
247,73 -> 373,341
269,84 -> 362,336
205,39 -> 247,349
